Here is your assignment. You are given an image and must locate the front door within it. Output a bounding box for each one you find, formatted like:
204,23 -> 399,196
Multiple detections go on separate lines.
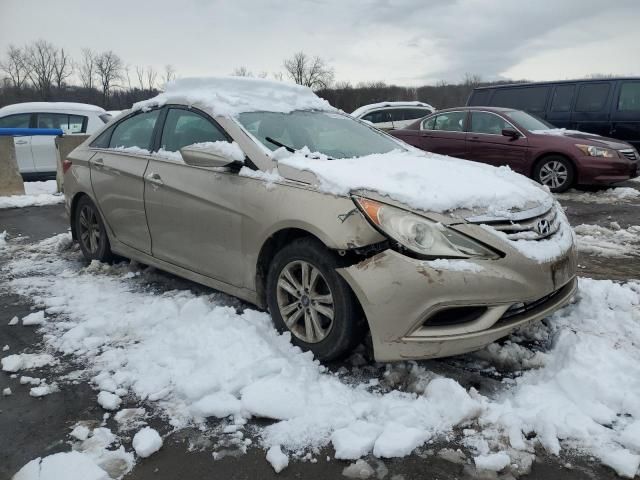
89,109 -> 160,254
466,111 -> 529,173
144,106 -> 246,286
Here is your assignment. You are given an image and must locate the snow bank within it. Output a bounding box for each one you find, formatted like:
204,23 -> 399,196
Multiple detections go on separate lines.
574,223 -> 640,257
13,451 -> 110,480
132,427 -> 163,458
556,187 -> 640,204
134,76 -> 333,117
278,148 -> 551,216
5,234 -> 640,476
0,181 -> 62,209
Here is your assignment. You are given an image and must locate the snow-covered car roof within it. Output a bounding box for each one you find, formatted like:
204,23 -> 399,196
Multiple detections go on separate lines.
0,102 -> 106,115
351,101 -> 435,118
134,77 -> 335,117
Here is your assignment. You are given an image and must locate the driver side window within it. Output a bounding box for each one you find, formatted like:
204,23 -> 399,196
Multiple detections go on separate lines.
470,112 -> 513,135
160,108 -> 227,152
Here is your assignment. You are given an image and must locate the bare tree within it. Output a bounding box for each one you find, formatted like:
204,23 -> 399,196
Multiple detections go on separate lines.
78,48 -> 97,89
283,51 -> 334,90
232,66 -> 253,77
145,66 -> 157,91
462,73 -> 482,88
135,65 -> 145,90
0,45 -> 31,89
53,47 -> 73,88
25,40 -> 58,97
163,64 -> 176,85
95,50 -> 123,106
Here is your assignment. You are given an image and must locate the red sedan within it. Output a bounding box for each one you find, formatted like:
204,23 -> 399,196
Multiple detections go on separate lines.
390,107 -> 639,192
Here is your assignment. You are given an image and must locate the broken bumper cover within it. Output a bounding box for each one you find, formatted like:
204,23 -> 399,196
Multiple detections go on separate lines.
337,248 -> 578,362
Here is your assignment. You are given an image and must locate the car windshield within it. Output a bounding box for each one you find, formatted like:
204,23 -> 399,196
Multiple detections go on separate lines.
504,110 -> 553,131
237,110 -> 403,159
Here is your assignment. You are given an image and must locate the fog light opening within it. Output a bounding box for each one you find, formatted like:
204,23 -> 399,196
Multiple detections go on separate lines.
423,306 -> 487,327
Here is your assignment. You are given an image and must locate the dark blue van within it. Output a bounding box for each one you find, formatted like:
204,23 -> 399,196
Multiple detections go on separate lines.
467,78 -> 640,149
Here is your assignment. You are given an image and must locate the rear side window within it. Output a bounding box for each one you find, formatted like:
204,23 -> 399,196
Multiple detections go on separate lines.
0,113 -> 31,128
109,110 -> 160,150
575,83 -> 610,112
361,110 -> 391,124
550,85 -> 575,112
468,89 -> 491,106
618,82 -> 640,112
491,86 -> 550,112
37,113 -> 88,133
429,111 -> 466,132
160,108 -> 227,152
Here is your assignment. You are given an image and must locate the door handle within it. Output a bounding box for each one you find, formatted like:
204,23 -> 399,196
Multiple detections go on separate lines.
146,172 -> 164,186
92,157 -> 104,169
14,139 -> 28,145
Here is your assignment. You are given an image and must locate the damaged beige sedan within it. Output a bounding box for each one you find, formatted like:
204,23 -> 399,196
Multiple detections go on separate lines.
64,77 -> 577,362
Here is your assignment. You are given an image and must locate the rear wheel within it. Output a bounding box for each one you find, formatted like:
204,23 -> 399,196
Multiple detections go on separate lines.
266,237 -> 363,362
74,196 -> 113,263
534,156 -> 575,193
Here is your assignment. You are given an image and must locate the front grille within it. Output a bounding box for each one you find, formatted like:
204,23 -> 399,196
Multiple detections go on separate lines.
469,206 -> 560,241
619,149 -> 639,162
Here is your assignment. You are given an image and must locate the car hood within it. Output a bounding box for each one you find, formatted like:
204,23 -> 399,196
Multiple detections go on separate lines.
530,129 -> 632,150
274,147 -> 554,220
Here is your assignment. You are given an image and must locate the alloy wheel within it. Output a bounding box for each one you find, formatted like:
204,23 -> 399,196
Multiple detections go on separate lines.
78,205 -> 101,254
276,260 -> 335,343
539,161 -> 568,189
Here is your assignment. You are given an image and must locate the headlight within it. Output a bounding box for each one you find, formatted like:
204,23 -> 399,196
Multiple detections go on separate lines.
354,197 -> 499,259
575,144 -> 615,158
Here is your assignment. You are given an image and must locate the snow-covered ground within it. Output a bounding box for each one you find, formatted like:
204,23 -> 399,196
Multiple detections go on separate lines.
555,187 -> 640,204
2,233 -> 640,478
0,180 -> 63,209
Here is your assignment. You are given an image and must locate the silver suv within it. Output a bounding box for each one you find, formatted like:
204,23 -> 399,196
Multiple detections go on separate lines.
63,77 -> 577,362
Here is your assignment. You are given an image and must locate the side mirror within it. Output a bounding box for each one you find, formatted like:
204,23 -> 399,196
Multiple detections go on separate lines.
180,143 -> 244,169
502,128 -> 520,139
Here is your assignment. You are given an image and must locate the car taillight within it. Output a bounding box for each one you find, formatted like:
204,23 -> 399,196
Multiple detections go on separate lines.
62,159 -> 72,174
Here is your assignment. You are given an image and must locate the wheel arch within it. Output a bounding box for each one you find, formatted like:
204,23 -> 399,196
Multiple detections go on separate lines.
69,191 -> 92,241
530,152 -> 577,179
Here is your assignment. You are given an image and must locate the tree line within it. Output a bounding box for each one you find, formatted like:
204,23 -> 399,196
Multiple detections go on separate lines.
0,41 -> 521,112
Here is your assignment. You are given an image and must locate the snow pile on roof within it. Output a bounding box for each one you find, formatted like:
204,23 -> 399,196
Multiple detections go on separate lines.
5,235 -> 640,477
277,148 -> 552,216
574,223 -> 640,257
351,101 -> 435,117
0,180 -> 63,209
0,102 -> 105,115
133,77 -> 334,117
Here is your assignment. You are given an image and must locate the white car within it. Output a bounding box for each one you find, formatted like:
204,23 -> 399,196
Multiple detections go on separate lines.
351,101 -> 435,130
0,102 -> 110,179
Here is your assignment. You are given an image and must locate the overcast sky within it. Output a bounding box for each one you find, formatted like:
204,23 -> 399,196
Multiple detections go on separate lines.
1,0 -> 639,86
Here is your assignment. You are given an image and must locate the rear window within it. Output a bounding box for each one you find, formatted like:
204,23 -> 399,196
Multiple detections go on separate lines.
491,86 -> 550,112
618,82 -> 640,112
575,83 -> 610,112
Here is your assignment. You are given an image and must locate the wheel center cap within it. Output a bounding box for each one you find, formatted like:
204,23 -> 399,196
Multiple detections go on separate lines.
300,295 -> 310,307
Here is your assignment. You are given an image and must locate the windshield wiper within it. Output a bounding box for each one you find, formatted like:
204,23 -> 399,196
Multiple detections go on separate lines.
265,136 -> 296,153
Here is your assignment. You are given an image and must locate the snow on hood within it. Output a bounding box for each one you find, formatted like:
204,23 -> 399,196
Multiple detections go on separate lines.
133,77 -> 335,117
277,149 -> 553,216
531,128 -> 633,149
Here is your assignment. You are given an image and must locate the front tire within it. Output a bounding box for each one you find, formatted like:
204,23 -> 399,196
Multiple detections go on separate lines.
74,196 -> 113,263
266,237 -> 363,362
534,156 -> 575,193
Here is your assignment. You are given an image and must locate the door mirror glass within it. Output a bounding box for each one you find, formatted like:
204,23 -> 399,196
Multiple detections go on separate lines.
180,143 -> 245,168
502,128 -> 520,138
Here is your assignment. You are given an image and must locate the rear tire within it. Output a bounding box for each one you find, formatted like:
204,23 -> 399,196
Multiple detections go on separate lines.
74,196 -> 113,263
534,156 -> 575,193
266,237 -> 363,362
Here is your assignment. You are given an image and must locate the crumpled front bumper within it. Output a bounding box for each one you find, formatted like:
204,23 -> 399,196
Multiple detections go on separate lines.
337,244 -> 578,362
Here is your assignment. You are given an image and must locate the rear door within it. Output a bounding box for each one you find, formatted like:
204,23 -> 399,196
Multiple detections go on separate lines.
32,112 -> 88,173
414,110 -> 468,158
0,113 -> 35,173
144,106 -> 245,285
546,84 -> 575,129
89,109 -> 160,254
610,80 -> 640,149
466,111 -> 529,173
571,82 -> 614,136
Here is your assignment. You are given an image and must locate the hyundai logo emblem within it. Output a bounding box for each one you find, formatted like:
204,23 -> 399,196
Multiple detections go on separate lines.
535,219 -> 551,236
